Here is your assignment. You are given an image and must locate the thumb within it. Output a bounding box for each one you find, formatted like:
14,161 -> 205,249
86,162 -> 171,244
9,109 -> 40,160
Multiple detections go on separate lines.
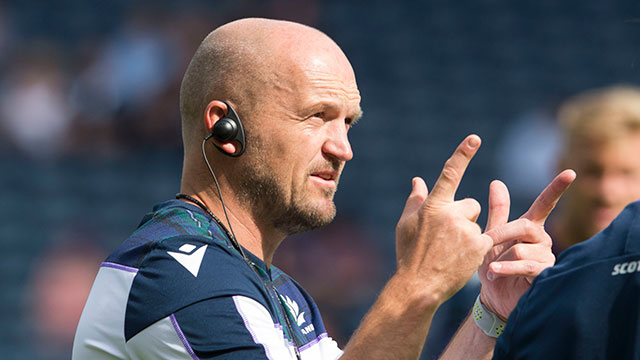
400,177 -> 429,218
485,180 -> 510,232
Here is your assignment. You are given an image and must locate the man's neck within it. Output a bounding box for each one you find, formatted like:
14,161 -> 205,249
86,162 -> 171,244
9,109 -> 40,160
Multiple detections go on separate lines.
554,218 -> 592,253
178,186 -> 285,267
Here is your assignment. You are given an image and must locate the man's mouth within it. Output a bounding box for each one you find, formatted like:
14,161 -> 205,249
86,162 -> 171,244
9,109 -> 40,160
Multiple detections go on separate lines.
310,170 -> 338,185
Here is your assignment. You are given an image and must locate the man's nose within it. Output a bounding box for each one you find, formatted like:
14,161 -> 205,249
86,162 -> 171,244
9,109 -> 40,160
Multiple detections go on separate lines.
322,121 -> 353,162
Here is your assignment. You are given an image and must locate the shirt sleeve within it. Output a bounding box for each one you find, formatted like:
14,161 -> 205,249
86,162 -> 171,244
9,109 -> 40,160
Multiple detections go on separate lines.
183,295 -> 299,359
126,295 -> 299,359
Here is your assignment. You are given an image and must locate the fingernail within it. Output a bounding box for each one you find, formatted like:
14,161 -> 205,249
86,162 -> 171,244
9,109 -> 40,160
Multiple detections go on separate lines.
468,136 -> 480,149
487,263 -> 501,281
487,271 -> 495,281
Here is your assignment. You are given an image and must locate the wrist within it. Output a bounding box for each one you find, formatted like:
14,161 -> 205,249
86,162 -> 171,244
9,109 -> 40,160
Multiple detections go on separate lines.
472,295 -> 506,338
479,291 -> 508,322
387,272 -> 442,314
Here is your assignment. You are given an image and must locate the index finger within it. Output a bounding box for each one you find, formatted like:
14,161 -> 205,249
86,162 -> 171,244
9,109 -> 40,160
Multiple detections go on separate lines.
429,135 -> 481,202
522,169 -> 576,225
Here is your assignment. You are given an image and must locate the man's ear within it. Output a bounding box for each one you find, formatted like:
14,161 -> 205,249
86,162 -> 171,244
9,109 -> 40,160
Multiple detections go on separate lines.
204,100 -> 239,155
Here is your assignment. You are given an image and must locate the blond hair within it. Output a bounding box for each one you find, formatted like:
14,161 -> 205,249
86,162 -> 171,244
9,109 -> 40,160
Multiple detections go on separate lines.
559,85 -> 640,150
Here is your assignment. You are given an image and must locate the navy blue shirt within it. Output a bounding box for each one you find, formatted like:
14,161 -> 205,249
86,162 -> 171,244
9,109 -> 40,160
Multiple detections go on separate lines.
73,199 -> 342,359
494,201 -> 640,359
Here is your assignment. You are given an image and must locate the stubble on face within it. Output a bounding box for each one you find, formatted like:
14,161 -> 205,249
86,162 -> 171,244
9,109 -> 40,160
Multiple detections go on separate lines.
234,131 -> 342,235
215,19 -> 357,235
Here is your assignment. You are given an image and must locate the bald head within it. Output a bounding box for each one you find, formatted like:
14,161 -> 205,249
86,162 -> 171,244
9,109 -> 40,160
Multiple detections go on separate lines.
179,18 -> 351,150
179,18 -> 362,240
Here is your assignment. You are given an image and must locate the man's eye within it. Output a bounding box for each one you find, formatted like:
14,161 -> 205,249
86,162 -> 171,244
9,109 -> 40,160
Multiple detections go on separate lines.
313,112 -> 324,118
346,117 -> 360,127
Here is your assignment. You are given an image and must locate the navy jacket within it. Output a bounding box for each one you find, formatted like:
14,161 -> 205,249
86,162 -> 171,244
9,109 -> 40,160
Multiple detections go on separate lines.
494,201 -> 640,359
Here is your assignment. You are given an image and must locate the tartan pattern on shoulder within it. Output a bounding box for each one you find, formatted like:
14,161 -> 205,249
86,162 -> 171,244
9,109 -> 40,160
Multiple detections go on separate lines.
106,200 -> 232,268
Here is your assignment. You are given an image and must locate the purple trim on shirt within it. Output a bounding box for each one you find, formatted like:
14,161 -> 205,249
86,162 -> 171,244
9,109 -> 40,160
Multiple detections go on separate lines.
274,324 -> 295,348
100,262 -> 138,273
233,296 -> 282,359
169,314 -> 200,360
299,332 -> 329,352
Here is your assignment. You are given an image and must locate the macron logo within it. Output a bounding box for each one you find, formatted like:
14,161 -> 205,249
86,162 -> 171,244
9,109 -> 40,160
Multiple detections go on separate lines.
167,244 -> 208,277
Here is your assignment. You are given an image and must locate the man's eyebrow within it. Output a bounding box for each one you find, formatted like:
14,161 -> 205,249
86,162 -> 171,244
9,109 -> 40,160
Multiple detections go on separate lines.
308,101 -> 363,122
349,108 -> 363,125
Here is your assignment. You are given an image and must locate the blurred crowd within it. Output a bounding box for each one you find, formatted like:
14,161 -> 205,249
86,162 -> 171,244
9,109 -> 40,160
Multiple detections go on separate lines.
1,1 -> 390,359
0,0 -> 323,160
2,3 -> 205,159
3,0 -> 640,359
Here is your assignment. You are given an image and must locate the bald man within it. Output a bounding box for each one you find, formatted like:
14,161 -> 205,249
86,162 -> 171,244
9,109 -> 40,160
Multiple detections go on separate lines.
73,19 -> 574,359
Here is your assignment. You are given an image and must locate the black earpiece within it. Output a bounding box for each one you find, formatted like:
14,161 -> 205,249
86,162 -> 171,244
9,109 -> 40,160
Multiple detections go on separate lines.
208,100 -> 246,157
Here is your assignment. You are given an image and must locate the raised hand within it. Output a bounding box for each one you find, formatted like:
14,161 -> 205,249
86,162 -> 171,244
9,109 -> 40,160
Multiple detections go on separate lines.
478,170 -> 576,319
395,135 -> 494,305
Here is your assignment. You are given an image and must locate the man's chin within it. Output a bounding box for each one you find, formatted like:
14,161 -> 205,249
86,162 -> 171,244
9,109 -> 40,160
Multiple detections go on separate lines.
591,208 -> 620,233
300,201 -> 337,229
271,199 -> 336,235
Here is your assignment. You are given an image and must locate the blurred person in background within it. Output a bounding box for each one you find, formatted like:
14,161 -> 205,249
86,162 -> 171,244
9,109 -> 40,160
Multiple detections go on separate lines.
72,18 -> 574,359
552,85 -> 640,254
26,239 -> 105,360
486,87 -> 640,360
0,44 -> 73,160
493,94 -> 640,356
68,6 -> 182,154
